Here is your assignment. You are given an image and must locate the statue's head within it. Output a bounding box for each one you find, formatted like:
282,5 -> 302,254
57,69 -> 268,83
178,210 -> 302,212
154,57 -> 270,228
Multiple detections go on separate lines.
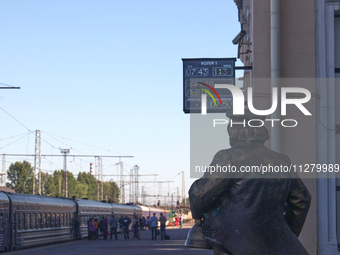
226,109 -> 270,146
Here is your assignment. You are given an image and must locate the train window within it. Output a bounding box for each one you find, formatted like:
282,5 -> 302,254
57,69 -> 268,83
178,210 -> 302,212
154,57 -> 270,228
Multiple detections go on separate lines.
32,213 -> 36,229
60,213 -> 63,227
0,212 -> 3,230
19,213 -> 23,230
37,214 -> 40,228
47,213 -> 51,228
55,213 -> 59,228
52,213 -> 55,228
26,213 -> 31,230
41,214 -> 45,228
70,213 -> 73,226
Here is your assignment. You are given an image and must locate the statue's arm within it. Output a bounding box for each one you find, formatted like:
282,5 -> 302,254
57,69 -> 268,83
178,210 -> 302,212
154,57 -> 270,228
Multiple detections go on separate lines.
189,151 -> 236,219
284,178 -> 311,237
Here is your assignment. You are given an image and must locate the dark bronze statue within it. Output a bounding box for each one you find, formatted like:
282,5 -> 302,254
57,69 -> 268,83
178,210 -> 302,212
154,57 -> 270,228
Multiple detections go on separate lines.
185,110 -> 311,255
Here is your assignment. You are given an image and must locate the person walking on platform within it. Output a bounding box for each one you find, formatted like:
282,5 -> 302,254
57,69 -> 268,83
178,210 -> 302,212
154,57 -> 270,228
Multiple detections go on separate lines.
123,216 -> 131,239
159,213 -> 166,240
103,216 -> 108,240
94,218 -> 99,239
149,213 -> 158,240
109,215 -> 118,240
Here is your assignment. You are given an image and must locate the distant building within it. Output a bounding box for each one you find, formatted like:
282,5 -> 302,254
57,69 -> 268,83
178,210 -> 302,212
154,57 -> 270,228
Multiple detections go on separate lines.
0,187 -> 15,193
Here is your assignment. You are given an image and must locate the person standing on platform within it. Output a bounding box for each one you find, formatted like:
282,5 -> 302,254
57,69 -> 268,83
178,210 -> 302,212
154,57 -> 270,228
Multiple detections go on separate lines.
119,216 -> 124,235
75,219 -> 82,240
94,218 -> 99,239
159,213 -> 167,240
146,216 -> 150,230
123,216 -> 131,239
99,217 -> 104,239
149,213 -> 158,240
109,215 -> 118,240
132,216 -> 140,240
88,218 -> 95,240
103,216 -> 108,240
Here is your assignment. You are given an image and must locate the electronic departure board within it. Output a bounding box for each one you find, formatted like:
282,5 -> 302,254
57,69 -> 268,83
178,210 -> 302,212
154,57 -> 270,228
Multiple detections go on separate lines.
182,58 -> 236,114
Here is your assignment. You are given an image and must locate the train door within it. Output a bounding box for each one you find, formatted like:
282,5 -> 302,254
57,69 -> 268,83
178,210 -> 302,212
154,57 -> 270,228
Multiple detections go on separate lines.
0,208 -> 6,251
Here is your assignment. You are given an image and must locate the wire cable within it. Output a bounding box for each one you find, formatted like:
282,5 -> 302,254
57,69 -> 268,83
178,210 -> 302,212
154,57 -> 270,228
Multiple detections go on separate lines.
0,106 -> 31,131
0,132 -> 32,150
43,131 -> 130,156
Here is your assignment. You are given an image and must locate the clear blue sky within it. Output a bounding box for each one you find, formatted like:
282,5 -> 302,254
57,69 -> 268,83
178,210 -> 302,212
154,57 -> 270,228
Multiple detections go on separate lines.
0,0 -> 240,204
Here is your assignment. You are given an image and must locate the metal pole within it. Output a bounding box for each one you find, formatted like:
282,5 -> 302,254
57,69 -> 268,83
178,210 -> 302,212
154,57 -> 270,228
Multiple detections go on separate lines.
271,0 -> 281,152
1,154 -> 6,187
100,158 -> 103,201
130,169 -> 133,203
134,165 -> 139,204
182,171 -> 185,206
33,130 -> 41,195
96,156 -> 99,201
120,161 -> 125,204
141,186 -> 144,205
60,149 -> 70,198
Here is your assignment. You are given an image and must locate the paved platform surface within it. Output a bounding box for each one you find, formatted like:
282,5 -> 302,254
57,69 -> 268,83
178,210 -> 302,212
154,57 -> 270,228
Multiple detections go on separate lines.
8,223 -> 214,255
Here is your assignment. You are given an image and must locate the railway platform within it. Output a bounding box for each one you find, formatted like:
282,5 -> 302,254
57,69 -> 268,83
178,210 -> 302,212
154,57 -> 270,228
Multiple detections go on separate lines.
7,223 -> 213,255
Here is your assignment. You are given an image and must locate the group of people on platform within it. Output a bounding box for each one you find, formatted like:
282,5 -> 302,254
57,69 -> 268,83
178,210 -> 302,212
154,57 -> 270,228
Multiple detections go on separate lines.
83,213 -> 181,241
171,215 -> 183,228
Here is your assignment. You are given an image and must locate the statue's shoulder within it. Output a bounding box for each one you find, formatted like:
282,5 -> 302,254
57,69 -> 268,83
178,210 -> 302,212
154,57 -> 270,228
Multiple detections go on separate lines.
212,148 -> 233,163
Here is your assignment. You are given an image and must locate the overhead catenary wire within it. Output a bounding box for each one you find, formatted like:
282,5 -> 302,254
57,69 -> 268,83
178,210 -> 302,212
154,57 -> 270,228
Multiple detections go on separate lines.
43,131 -> 130,156
0,106 -> 31,131
0,132 -> 33,142
0,132 -> 32,150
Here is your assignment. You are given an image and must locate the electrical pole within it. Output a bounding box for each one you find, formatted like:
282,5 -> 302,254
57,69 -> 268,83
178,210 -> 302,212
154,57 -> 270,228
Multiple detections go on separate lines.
177,187 -> 180,213
95,157 -> 99,200
60,148 -> 70,198
99,157 -> 103,201
182,171 -> 185,206
141,186 -> 144,205
1,154 -> 6,187
171,193 -> 173,211
33,130 -> 41,195
134,165 -> 139,204
129,169 -> 133,203
120,161 -> 125,204
58,175 -> 62,194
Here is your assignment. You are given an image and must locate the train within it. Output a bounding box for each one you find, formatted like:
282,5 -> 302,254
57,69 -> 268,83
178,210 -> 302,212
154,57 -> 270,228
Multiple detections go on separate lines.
0,192 -> 169,251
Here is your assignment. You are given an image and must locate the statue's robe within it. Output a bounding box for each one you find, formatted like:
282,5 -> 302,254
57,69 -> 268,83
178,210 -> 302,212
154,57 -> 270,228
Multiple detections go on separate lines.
189,142 -> 311,255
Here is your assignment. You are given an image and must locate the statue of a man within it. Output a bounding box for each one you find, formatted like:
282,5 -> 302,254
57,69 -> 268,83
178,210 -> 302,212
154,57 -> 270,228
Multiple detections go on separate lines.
186,110 -> 311,255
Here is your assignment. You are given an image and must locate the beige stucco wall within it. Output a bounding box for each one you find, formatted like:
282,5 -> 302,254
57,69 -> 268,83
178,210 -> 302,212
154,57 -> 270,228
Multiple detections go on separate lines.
243,0 -> 318,254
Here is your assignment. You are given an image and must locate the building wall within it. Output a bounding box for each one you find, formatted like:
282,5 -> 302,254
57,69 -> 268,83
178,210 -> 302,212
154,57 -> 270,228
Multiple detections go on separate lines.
315,1 -> 340,254
236,0 -> 317,254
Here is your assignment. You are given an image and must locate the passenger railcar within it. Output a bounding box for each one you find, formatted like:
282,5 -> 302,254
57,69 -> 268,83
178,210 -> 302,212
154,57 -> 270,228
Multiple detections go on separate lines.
139,205 -> 151,218
111,203 -> 140,231
0,193 -> 9,251
74,199 -> 112,238
0,191 -> 170,251
7,193 -> 76,250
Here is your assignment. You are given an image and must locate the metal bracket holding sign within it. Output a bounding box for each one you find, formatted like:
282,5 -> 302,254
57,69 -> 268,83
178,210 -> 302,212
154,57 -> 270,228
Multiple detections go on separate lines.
182,58 -> 237,114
